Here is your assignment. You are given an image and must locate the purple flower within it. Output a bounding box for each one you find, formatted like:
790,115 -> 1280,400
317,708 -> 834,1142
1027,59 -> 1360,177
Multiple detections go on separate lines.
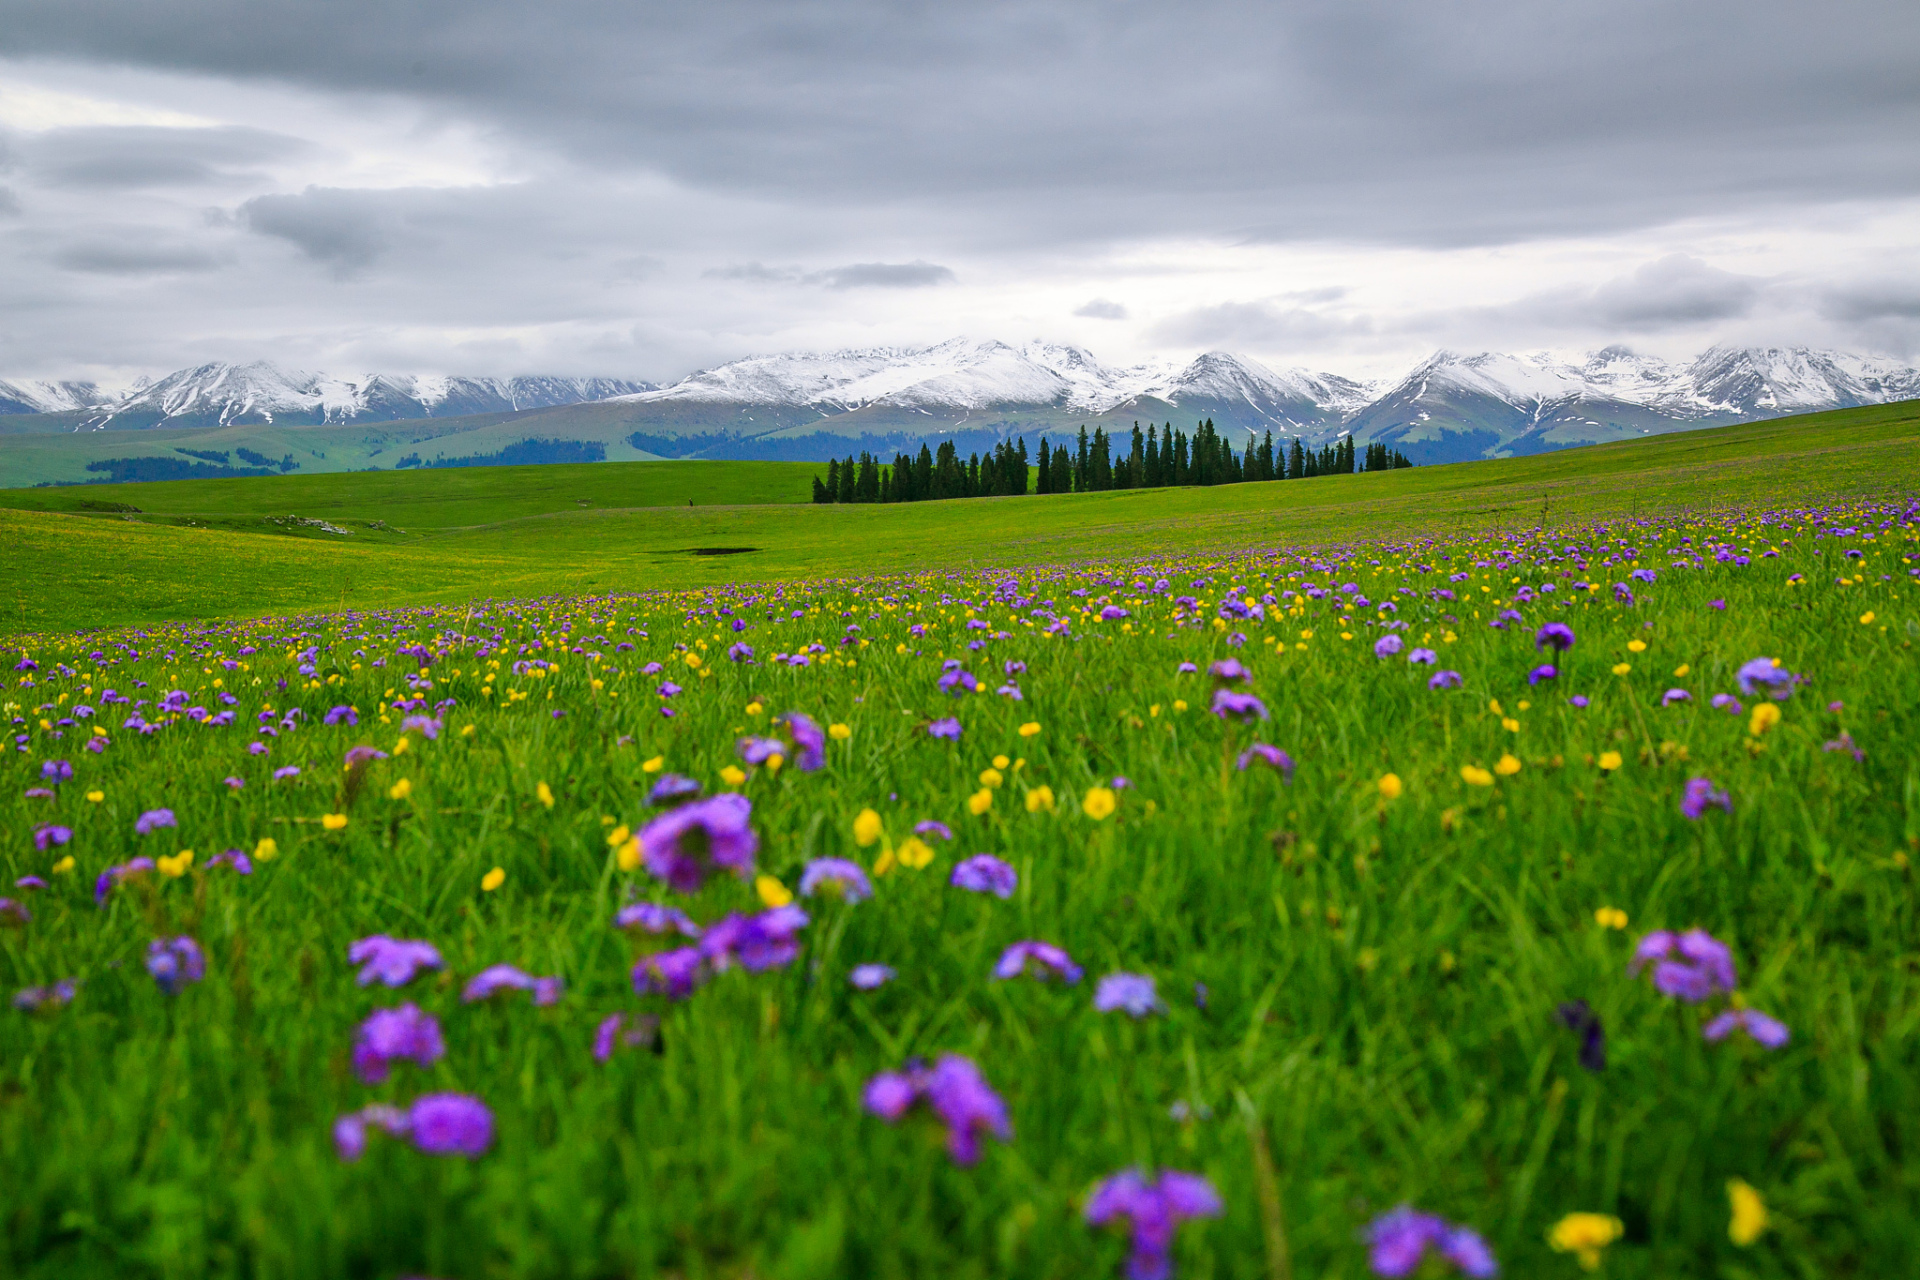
400,715 -> 442,739
938,666 -> 980,695
614,902 -> 701,936
1235,743 -> 1295,779
1373,635 -> 1403,659
343,745 -> 387,767
1567,694 -> 1590,708
782,712 -> 827,770
1711,693 -> 1742,714
1630,928 -> 1737,1002
914,820 -> 954,841
407,1093 -> 495,1158
737,736 -> 786,765
1736,657 -> 1796,699
1176,662 -> 1198,675
1407,647 -> 1438,665
1365,1206 -> 1498,1278
1489,609 -> 1523,630
1095,973 -> 1162,1017
33,824 -> 72,852
632,945 -> 707,999
647,773 -> 702,805
1703,1007 -> 1791,1049
1554,999 -> 1606,1072
272,765 -> 301,780
593,1011 -> 659,1061
0,898 -> 29,926
727,642 -> 755,663
146,936 -> 206,993
40,759 -> 74,783
323,705 -> 358,727
950,854 -> 1018,899
994,940 -> 1083,984
1661,688 -> 1692,706
14,876 -> 45,891
348,935 -> 444,987
223,776 -> 245,789
1208,689 -> 1268,722
12,978 -> 78,1011
849,963 -> 895,989
1526,664 -> 1557,686
1534,622 -> 1575,652
1086,1168 -> 1224,1280
352,1003 -> 446,1083
93,857 -> 155,905
862,1055 -> 1011,1165
134,808 -> 176,835
1428,670 -> 1463,690
639,792 -> 758,893
927,717 -> 963,741
462,963 -> 563,1006
1681,776 -> 1732,820
1823,730 -> 1864,762
699,904 -> 811,973
800,857 -> 872,902
1208,658 -> 1251,684
206,849 -> 253,875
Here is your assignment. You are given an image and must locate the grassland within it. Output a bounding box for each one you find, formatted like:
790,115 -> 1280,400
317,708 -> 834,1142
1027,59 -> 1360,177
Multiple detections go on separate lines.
2,470 -> 1915,1278
2,400 -> 1917,637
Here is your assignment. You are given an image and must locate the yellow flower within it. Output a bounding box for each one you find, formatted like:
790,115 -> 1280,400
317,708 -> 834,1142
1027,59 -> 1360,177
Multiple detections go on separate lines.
1494,753 -> 1521,777
993,754 -> 1010,769
1859,611 -> 1875,625
321,813 -> 348,831
1749,702 -> 1781,736
388,778 -> 412,801
1489,698 -> 1504,716
51,855 -> 75,875
895,836 -> 934,869
606,823 -> 631,848
1727,1179 -> 1767,1245
1018,721 -> 1041,737
1502,717 -> 1521,733
719,765 -> 747,787
1460,765 -> 1494,787
254,837 -> 278,862
1378,773 -> 1403,800
481,866 -> 506,892
615,836 -> 641,871
968,788 -> 994,815
764,752 -> 785,773
1025,785 -> 1056,813
1548,1213 -> 1624,1270
979,767 -> 1004,788
536,781 -> 555,808
1627,639 -> 1647,653
1082,787 -> 1116,820
1673,663 -> 1690,677
1594,906 -> 1628,930
85,789 -> 104,803
642,755 -> 665,773
829,723 -> 851,740
745,701 -> 764,716
1598,751 -> 1622,771
461,723 -> 476,737
1611,663 -> 1632,676
684,652 -> 702,668
756,875 -> 794,907
872,846 -> 896,876
158,850 -> 194,877
1172,699 -> 1188,713
853,808 -> 883,847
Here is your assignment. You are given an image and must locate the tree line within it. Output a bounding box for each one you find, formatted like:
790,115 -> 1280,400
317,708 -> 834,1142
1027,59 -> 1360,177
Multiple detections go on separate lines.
810,420 -> 1411,504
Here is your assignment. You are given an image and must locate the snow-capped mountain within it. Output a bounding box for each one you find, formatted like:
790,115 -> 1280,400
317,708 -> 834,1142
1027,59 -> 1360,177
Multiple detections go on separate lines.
59,362 -> 655,430
0,379 -> 111,416
1340,345 -> 1920,462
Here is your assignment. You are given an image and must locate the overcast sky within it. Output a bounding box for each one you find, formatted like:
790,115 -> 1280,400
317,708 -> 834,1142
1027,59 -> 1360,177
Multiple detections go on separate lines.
1,0 -> 1917,386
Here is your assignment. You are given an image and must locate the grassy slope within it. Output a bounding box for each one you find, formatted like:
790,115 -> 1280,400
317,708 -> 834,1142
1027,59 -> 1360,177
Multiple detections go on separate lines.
3,400 -> 1915,637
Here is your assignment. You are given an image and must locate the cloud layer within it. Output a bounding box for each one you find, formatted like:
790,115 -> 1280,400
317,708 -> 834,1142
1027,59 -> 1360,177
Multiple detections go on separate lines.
0,1 -> 1914,382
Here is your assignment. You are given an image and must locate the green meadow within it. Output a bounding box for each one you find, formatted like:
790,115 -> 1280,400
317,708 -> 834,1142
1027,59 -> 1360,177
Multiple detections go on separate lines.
2,400 -> 1918,1278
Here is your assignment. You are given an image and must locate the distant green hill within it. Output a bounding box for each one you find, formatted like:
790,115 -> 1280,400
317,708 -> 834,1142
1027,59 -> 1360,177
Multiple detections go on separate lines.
2,398 -> 1915,636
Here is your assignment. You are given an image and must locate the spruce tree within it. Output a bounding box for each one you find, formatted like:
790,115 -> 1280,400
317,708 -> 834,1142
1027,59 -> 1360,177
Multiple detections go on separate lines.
1075,427 -> 1090,493
1287,437 -> 1304,480
1052,441 -> 1072,494
915,443 -> 935,499
823,459 -> 840,502
1145,426 -> 1161,487
1037,439 -> 1053,494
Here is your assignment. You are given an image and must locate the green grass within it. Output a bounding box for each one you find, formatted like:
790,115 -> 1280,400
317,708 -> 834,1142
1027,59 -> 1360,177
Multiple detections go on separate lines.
2,400 -> 1917,637
1,480 -> 1915,1278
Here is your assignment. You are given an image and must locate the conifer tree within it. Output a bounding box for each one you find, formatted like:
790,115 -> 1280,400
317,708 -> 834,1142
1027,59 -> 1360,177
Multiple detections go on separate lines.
1016,437 -> 1030,495
1036,439 -> 1052,494
1052,440 -> 1072,494
1144,426 -> 1161,487
1287,437 -> 1304,480
1075,426 -> 1090,493
823,459 -> 840,501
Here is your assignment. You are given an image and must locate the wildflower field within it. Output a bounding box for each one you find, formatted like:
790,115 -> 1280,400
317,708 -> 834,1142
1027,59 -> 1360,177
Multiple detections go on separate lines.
4,422 -> 1920,1277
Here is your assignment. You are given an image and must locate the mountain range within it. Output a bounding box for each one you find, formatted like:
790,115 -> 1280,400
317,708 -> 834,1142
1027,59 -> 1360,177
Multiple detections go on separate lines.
3,341 -> 1916,479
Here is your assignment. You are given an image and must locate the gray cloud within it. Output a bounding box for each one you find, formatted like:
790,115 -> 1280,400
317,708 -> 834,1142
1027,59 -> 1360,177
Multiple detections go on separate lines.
1151,301 -> 1374,349
27,125 -> 311,189
1424,256 -> 1762,335
0,186 -> 20,217
810,261 -> 953,290
1819,279 -> 1920,323
240,186 -> 397,274
704,261 -> 802,283
53,235 -> 221,274
3,2 -> 1915,249
1074,298 -> 1127,320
